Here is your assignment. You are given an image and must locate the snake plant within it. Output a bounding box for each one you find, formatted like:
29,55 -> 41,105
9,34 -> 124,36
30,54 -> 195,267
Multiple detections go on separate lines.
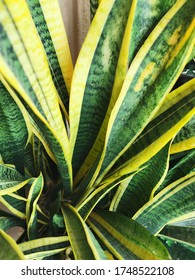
0,0 -> 194,260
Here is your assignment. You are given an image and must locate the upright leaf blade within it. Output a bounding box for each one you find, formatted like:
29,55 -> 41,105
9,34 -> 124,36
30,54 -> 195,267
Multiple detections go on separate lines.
0,81 -> 28,173
27,0 -> 73,113
62,204 -> 108,260
70,0 -> 132,177
98,0 -> 195,181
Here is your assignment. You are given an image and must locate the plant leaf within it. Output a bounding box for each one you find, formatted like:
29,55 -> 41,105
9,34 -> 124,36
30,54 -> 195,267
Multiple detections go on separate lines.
0,164 -> 29,196
0,81 -> 29,173
0,229 -> 25,259
26,174 -> 44,240
109,79 -> 195,183
158,234 -> 195,260
62,203 -> 109,260
19,236 -> 69,260
112,0 -> 177,106
97,0 -> 195,182
70,0 -> 133,177
160,225 -> 195,244
171,116 -> 195,154
27,0 -> 73,113
0,0 -> 72,194
110,142 -> 171,216
153,149 -> 195,195
88,211 -> 171,260
133,172 -> 195,234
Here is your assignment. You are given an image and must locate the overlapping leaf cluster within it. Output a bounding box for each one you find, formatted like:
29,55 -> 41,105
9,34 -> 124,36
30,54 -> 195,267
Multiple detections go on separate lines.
0,0 -> 194,260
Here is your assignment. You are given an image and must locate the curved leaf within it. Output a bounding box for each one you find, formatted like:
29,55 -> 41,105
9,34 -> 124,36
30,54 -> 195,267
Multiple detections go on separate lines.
110,142 -> 171,216
89,211 -> 171,260
133,172 -> 195,234
26,174 -> 44,240
19,236 -> 69,260
0,229 -> 25,259
153,149 -> 195,195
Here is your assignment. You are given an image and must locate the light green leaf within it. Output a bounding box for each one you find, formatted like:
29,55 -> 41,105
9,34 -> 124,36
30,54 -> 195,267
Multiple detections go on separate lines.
62,203 -> 109,260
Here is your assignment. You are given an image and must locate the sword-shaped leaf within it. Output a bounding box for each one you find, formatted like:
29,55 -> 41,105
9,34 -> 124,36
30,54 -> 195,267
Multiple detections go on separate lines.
19,235 -> 69,260
0,0 -> 72,194
26,174 -> 44,239
152,149 -> 195,196
110,142 -> 171,217
62,203 -> 109,260
98,0 -> 195,182
107,79 -> 195,183
0,81 -> 28,173
88,211 -> 171,260
133,172 -> 195,234
26,0 -> 73,113
70,0 -> 132,177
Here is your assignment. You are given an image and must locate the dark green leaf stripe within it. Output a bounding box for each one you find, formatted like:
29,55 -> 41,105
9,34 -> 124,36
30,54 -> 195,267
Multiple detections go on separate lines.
133,173 -> 195,234
26,0 -> 70,112
0,82 -> 28,173
19,236 -> 69,259
158,234 -> 195,260
110,142 -> 171,217
89,211 -> 171,260
98,0 -> 195,180
153,149 -> 195,195
62,204 -> 108,260
70,0 -> 132,176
